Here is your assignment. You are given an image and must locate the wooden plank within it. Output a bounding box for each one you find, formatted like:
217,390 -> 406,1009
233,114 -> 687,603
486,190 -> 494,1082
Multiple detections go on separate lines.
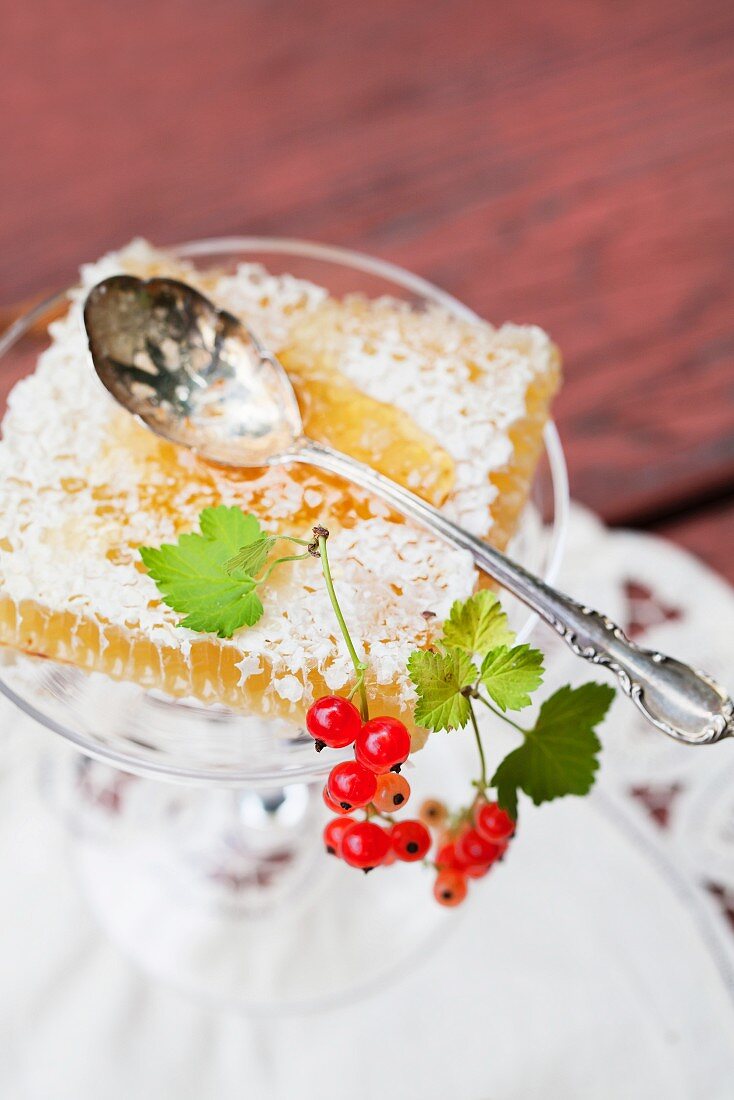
654,500 -> 734,584
0,0 -> 733,526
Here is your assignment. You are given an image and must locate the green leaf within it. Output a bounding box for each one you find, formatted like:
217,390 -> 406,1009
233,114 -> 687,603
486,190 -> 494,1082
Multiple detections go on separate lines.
480,644 -> 545,711
441,591 -> 515,655
491,682 -> 615,818
179,584 -> 264,635
492,775 -> 519,821
139,507 -> 268,638
226,536 -> 277,578
408,647 -> 476,732
198,506 -> 263,553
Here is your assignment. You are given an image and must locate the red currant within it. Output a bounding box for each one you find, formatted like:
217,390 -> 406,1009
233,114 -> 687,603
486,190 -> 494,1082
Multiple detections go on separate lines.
464,860 -> 493,879
455,827 -> 502,868
373,771 -> 411,812
419,798 -> 447,828
327,760 -> 377,810
434,869 -> 468,907
341,821 -> 391,870
322,786 -> 351,815
382,845 -> 398,866
391,819 -> 432,862
306,695 -> 362,752
323,816 -> 354,856
435,841 -> 464,872
474,800 -> 515,843
355,716 -> 411,774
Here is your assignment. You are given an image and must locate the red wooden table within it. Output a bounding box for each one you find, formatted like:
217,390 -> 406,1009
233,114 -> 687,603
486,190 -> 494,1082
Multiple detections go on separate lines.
1,0 -> 732,578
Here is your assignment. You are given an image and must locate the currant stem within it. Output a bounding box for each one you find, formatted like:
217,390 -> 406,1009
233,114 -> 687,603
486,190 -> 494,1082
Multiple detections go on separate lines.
366,804 -> 396,825
467,699 -> 488,790
318,534 -> 370,722
282,536 -> 312,547
256,552 -> 310,587
473,690 -> 527,736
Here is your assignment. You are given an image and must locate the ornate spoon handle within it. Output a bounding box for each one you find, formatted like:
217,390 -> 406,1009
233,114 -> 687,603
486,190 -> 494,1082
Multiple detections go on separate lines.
281,439 -> 733,746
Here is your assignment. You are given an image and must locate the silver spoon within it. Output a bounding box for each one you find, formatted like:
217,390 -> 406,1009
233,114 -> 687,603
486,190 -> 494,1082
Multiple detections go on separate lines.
83,274 -> 733,747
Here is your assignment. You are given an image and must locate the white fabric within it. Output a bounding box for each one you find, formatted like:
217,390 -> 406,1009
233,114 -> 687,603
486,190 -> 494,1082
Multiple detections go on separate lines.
1,504 -> 734,1099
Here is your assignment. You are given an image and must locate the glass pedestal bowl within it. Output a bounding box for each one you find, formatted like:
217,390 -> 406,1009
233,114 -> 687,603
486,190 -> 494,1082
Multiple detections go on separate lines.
0,239 -> 569,1011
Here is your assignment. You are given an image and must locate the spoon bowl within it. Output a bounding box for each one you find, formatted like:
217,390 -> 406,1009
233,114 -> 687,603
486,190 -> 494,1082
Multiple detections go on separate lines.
84,275 -> 303,466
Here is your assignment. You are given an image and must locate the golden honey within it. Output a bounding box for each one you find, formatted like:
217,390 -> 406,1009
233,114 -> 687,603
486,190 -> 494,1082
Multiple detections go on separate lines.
0,246 -> 560,731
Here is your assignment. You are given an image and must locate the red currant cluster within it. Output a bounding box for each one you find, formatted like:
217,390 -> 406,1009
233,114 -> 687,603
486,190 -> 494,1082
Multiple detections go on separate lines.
307,695 -> 432,872
426,798 -> 515,907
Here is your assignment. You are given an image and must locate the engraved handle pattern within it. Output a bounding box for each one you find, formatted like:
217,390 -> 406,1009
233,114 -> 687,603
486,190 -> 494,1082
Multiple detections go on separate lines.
529,592 -> 733,745
281,439 -> 734,746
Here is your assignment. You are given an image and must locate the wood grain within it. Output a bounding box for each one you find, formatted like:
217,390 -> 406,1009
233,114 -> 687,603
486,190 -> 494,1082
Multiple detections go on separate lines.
1,0 -> 732,550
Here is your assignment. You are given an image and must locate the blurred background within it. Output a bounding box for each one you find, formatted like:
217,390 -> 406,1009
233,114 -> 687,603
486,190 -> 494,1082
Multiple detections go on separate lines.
1,0 -> 732,579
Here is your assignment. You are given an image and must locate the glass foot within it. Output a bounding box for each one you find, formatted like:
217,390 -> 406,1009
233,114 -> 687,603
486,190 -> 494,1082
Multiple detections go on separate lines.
44,750 -> 457,1011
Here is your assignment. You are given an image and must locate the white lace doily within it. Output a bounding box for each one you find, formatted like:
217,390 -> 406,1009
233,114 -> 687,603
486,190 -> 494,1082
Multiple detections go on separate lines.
0,503 -> 733,1099
562,506 -> 734,928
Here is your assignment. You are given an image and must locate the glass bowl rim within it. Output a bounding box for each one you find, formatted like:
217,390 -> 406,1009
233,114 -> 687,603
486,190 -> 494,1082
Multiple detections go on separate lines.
0,235 -> 570,782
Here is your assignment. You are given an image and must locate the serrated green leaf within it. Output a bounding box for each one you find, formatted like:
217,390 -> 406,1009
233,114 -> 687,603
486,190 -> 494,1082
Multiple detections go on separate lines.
494,780 -> 519,821
139,508 -> 269,638
226,536 -> 276,577
491,682 -> 615,818
199,506 -> 263,553
535,682 -> 616,736
180,587 -> 263,634
441,591 -> 515,655
408,647 -> 476,732
480,644 -> 545,711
